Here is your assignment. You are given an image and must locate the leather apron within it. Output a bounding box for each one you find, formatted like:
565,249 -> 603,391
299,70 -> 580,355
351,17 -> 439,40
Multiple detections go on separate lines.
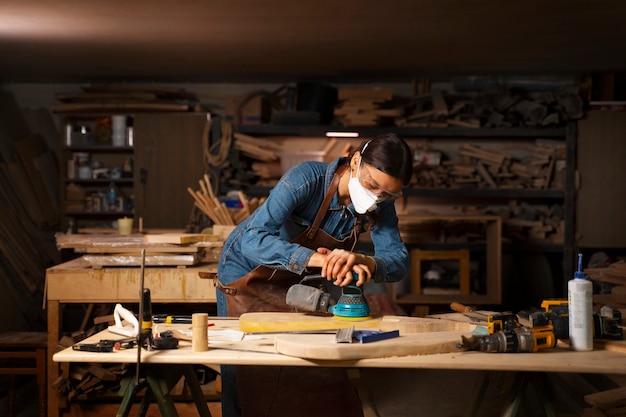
216,164 -> 359,317
217,163 -> 365,417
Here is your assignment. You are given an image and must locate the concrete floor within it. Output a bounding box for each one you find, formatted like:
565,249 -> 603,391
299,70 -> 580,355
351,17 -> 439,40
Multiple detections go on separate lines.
1,368 -> 608,417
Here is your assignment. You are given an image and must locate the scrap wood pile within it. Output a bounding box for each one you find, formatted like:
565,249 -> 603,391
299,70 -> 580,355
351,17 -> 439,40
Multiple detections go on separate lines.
334,88 -> 403,127
187,174 -> 265,225
411,141 -> 566,190
53,362 -> 129,403
224,132 -> 348,188
491,200 -> 565,244
586,260 -> 626,312
398,87 -> 583,128
332,84 -> 583,128
54,360 -> 218,404
0,90 -> 61,329
584,382 -> 626,417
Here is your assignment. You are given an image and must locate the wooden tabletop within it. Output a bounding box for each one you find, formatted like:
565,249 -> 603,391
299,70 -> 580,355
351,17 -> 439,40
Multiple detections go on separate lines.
53,318 -> 626,375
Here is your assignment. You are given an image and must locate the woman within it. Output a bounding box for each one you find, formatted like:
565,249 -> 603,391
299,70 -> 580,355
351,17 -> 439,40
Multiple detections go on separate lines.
216,132 -> 414,417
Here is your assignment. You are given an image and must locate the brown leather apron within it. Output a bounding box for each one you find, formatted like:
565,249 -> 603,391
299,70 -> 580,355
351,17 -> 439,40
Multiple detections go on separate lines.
216,164 -> 359,317
216,164 -> 365,417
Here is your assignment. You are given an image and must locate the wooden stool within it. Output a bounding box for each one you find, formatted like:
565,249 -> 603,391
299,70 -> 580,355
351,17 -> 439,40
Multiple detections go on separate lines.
0,331 -> 47,417
411,249 -> 471,295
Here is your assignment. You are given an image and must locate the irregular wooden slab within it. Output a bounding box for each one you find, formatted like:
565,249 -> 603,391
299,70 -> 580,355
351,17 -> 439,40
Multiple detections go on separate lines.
239,312 -> 382,333
275,331 -> 467,360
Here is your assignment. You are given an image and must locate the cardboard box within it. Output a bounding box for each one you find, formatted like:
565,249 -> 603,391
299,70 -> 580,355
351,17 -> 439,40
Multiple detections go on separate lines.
225,95 -> 271,125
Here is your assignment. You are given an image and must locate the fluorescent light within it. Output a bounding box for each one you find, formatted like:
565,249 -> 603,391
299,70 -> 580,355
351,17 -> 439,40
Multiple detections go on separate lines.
325,131 -> 359,138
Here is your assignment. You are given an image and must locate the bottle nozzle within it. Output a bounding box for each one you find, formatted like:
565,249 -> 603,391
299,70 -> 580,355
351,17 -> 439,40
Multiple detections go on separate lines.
575,253 -> 586,279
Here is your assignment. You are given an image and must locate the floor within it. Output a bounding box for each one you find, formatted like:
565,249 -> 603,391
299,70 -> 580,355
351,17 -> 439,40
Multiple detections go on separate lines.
1,368 -> 612,417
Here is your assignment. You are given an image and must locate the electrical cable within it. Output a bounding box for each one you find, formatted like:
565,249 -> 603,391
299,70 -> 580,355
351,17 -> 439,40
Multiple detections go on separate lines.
202,117 -> 233,169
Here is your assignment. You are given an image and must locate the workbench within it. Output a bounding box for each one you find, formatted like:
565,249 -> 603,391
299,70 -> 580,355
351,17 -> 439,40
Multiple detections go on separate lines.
45,257 -> 218,417
52,319 -> 626,417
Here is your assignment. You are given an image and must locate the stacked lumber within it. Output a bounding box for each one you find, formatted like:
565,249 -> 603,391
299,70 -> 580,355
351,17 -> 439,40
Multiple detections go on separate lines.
232,132 -> 281,161
497,201 -> 565,244
586,261 -> 626,311
0,90 -> 61,329
398,90 -> 480,128
51,84 -> 200,113
412,142 -> 564,190
54,363 -> 130,402
399,87 -> 583,128
334,88 -> 402,126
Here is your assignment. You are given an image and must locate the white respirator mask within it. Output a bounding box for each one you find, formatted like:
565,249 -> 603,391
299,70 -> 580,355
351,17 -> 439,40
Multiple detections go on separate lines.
348,151 -> 378,214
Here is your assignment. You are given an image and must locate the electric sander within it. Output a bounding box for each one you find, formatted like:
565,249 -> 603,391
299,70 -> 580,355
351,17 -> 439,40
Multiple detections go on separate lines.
285,274 -> 372,321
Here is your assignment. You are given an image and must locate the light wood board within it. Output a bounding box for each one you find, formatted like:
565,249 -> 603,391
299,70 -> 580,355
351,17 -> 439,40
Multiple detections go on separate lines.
239,312 -> 382,333
274,331 -> 467,360
239,312 -> 477,334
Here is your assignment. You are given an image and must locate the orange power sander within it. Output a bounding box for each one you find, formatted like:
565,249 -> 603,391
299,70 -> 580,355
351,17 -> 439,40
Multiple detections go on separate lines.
285,274 -> 372,321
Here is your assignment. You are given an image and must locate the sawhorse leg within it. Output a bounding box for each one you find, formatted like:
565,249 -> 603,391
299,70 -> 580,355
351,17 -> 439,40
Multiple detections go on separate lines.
116,365 -> 212,417
466,371 -> 555,417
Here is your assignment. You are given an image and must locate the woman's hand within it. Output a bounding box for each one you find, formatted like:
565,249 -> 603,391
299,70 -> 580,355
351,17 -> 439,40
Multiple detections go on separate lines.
317,248 -> 375,286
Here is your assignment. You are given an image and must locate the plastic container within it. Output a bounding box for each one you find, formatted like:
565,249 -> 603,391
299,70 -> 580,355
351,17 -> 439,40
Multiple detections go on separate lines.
568,253 -> 593,351
107,182 -> 119,211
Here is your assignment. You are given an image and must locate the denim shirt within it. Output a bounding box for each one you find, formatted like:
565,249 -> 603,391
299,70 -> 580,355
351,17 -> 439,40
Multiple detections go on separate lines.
217,157 -> 409,300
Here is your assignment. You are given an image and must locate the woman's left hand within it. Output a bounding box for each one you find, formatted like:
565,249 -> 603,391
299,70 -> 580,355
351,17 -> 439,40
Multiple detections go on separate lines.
317,248 -> 374,286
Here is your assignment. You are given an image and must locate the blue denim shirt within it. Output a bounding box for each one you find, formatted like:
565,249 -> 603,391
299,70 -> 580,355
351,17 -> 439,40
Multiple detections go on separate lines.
217,157 -> 409,315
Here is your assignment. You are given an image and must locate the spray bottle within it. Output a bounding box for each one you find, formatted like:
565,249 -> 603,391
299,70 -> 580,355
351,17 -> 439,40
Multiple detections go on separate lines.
568,253 -> 593,351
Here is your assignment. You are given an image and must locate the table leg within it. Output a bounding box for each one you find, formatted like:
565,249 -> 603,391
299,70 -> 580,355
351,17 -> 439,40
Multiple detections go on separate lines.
465,371 -> 491,417
117,365 -> 212,417
47,300 -> 60,417
182,366 -> 212,417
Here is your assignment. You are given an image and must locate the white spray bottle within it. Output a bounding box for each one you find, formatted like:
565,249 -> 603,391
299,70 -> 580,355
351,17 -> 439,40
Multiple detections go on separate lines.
568,253 -> 593,351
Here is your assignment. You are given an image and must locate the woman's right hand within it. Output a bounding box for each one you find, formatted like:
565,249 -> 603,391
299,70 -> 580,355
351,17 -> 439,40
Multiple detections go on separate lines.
317,247 -> 373,286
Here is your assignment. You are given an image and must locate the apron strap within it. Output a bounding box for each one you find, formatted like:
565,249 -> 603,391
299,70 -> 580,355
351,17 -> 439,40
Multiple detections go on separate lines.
306,164 -> 348,240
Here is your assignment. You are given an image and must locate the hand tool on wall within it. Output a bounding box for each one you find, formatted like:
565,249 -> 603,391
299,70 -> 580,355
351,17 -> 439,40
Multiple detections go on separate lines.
286,274 -> 372,320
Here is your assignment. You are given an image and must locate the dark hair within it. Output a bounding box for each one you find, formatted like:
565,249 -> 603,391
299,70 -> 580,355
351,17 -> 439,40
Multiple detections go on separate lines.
358,133 -> 413,186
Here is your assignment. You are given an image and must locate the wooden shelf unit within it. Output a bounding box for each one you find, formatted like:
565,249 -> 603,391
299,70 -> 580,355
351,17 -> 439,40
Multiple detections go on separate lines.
392,214 -> 502,305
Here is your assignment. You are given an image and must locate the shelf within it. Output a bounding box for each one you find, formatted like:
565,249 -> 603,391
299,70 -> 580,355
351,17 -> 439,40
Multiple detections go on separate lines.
393,215 -> 502,305
65,211 -> 134,217
237,124 -> 568,139
234,122 -> 576,303
65,178 -> 133,185
405,188 -> 564,199
64,145 -> 133,152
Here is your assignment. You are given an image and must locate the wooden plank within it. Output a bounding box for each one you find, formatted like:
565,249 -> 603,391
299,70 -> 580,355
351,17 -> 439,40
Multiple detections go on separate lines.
51,102 -> 191,113
143,232 -> 218,244
239,312 -> 381,333
82,253 -> 201,266
274,331 -> 466,360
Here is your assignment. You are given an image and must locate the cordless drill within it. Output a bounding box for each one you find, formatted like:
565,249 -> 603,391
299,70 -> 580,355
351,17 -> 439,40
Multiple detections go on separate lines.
532,299 -> 623,340
460,324 -> 556,353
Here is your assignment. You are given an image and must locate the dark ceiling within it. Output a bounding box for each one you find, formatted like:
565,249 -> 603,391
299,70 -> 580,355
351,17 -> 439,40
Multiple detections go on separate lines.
2,1 -> 626,83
